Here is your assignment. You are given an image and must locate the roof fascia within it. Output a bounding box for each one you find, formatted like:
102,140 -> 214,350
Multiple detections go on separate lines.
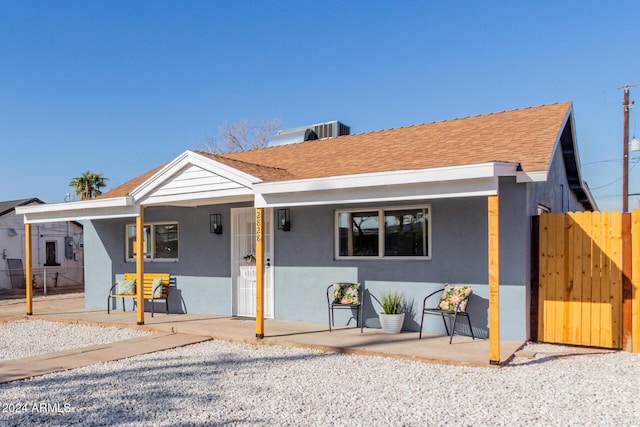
15,196 -> 136,224
131,150 -> 261,202
142,191 -> 254,207
254,162 -> 516,208
256,162 -> 517,194
256,178 -> 500,208
516,171 -> 548,183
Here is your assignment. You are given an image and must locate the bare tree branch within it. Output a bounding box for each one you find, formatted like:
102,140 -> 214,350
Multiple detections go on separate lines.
199,118 -> 281,153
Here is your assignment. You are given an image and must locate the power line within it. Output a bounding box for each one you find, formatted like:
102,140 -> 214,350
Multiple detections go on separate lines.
589,158 -> 640,190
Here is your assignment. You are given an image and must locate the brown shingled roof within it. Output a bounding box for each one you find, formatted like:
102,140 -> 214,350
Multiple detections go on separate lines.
101,102 -> 572,197
99,163 -> 168,199
216,101 -> 571,181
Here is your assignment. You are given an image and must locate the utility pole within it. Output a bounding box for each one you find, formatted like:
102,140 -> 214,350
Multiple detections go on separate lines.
621,84 -> 637,212
619,83 -> 636,351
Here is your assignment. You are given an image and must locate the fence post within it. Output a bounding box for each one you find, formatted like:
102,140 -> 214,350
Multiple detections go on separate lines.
632,210 -> 640,353
622,212 -> 632,351
530,215 -> 540,342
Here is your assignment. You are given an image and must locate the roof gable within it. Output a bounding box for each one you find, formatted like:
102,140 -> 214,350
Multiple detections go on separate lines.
127,151 -> 260,206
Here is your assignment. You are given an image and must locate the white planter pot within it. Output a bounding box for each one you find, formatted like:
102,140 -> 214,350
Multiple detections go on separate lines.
239,265 -> 256,281
378,313 -> 405,334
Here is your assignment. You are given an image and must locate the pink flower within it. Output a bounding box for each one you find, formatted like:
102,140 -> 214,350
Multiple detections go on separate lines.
449,294 -> 462,306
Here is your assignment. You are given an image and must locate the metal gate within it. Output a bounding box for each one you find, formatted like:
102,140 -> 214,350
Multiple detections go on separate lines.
6,259 -> 25,289
537,211 -> 622,348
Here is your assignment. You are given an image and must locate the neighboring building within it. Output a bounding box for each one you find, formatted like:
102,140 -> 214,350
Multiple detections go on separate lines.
17,102 -> 594,341
0,198 -> 84,290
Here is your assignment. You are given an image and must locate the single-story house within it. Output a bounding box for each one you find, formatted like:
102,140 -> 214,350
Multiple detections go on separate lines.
16,101 -> 595,358
0,198 -> 83,290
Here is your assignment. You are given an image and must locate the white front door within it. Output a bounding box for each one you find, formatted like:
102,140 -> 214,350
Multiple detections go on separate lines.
231,207 -> 274,318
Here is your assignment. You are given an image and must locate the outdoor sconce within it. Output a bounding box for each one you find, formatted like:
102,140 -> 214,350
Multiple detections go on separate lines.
210,214 -> 223,234
277,208 -> 291,231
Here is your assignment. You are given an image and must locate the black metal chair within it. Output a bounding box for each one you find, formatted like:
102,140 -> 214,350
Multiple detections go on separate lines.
419,286 -> 475,344
327,283 -> 363,333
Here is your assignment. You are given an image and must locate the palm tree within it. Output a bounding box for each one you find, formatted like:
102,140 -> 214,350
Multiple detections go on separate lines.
69,171 -> 108,200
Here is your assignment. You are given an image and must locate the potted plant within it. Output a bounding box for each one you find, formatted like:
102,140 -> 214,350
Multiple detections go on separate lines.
378,289 -> 405,334
239,253 -> 256,281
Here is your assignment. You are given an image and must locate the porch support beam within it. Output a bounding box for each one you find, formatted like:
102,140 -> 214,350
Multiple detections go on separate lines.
488,195 -> 500,364
136,205 -> 145,325
255,208 -> 265,339
25,223 -> 33,316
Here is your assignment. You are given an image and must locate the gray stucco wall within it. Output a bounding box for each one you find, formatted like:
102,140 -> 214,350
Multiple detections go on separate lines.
528,146 -> 584,215
88,203 -> 250,316
274,191 -> 529,341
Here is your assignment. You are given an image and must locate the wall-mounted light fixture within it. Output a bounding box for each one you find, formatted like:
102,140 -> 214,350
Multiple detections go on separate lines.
277,208 -> 291,231
210,214 -> 223,234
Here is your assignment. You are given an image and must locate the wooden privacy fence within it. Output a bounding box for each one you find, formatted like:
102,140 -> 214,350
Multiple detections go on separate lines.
534,210 -> 640,351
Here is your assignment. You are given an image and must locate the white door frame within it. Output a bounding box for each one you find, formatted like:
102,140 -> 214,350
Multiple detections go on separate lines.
231,207 -> 274,318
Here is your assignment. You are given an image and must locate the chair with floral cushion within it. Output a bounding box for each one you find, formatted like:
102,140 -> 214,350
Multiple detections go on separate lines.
327,283 -> 363,333
419,284 -> 475,344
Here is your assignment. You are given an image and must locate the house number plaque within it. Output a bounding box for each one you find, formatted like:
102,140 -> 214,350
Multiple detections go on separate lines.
255,209 -> 263,241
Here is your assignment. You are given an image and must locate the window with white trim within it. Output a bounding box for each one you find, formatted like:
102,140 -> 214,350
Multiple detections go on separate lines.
126,222 -> 179,261
335,205 -> 430,259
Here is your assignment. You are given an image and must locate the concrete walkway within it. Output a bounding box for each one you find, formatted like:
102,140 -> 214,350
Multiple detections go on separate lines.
0,294 -> 525,383
0,333 -> 210,383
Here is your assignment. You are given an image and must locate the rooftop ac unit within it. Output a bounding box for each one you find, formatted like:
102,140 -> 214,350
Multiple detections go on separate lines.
312,121 -> 350,139
268,121 -> 350,147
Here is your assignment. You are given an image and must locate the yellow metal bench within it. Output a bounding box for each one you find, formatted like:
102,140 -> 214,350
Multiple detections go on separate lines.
107,273 -> 172,317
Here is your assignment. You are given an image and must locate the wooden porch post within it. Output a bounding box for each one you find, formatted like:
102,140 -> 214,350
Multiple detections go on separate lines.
136,205 -> 145,325
488,195 -> 500,364
255,208 -> 265,339
25,223 -> 33,315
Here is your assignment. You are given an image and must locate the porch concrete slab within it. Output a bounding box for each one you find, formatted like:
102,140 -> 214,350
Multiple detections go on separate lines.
0,333 -> 211,384
0,294 -> 523,369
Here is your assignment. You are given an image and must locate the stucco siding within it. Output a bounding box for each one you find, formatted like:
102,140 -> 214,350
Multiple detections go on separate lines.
0,212 -> 83,290
169,276 -> 231,315
274,266 -> 358,324
276,195 -> 530,340
85,219 -> 120,309
528,145 -> 584,215
88,204 -> 245,315
85,196 -> 531,340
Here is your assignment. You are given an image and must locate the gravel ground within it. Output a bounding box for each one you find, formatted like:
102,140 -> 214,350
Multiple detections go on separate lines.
0,320 -> 639,426
0,319 -> 151,361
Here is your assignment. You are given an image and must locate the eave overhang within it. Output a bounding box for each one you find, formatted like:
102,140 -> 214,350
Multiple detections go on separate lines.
254,162 -> 520,208
15,150 -> 262,224
16,196 -> 137,224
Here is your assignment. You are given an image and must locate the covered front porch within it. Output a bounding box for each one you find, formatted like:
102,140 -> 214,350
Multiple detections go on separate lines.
1,294 -> 522,368
16,150 -> 511,365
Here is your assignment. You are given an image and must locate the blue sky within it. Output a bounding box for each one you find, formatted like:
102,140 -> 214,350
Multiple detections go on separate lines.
1,1 -> 639,210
